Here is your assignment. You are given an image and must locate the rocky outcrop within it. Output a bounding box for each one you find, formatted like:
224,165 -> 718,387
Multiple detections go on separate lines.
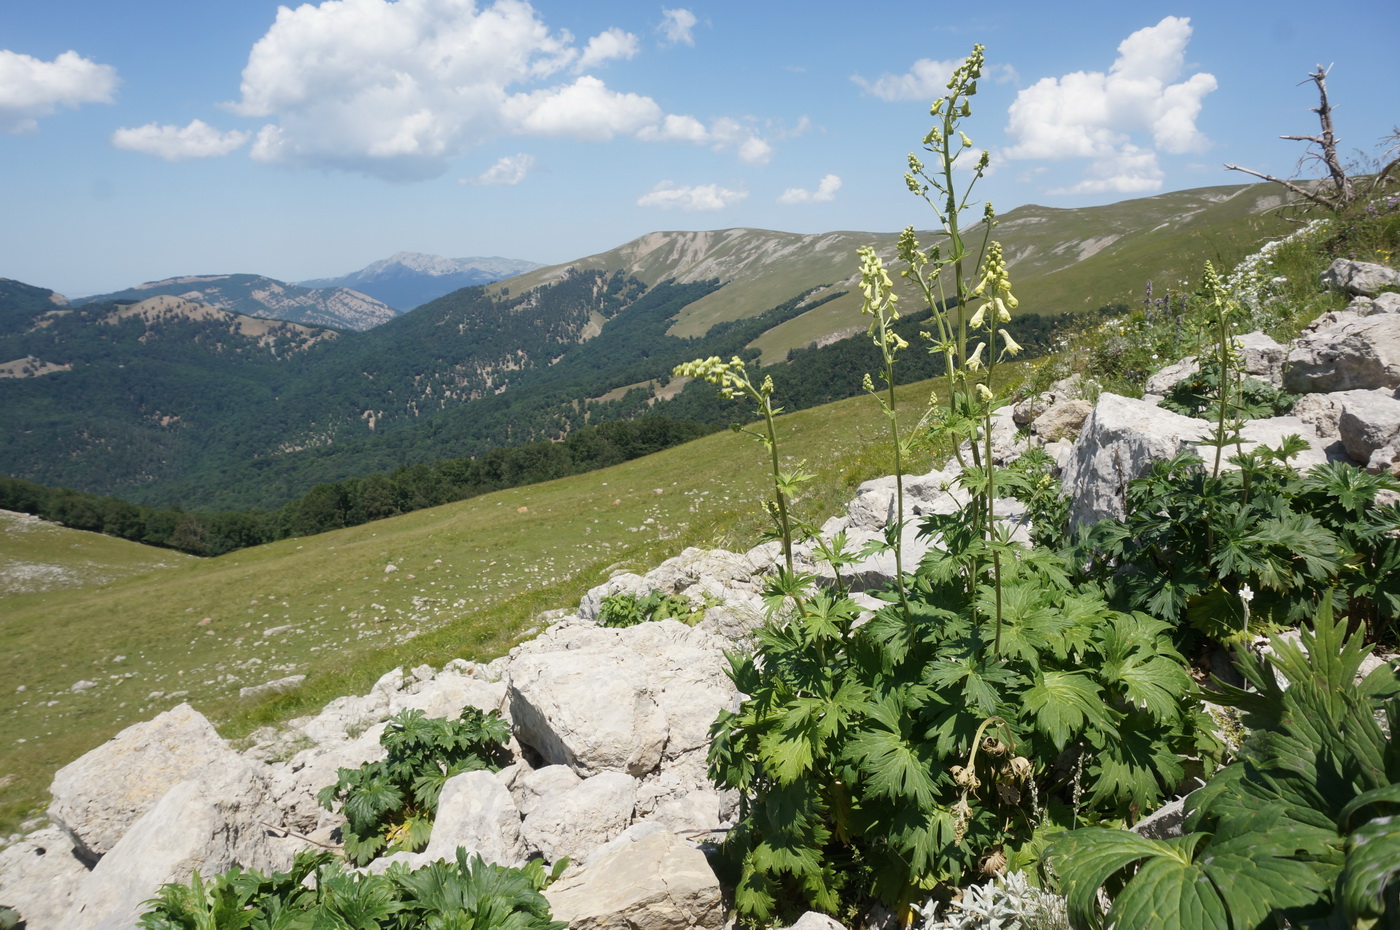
1060,394 -> 1210,526
1322,258 -> 1400,297
1283,313 -> 1400,393
47,703 -> 261,862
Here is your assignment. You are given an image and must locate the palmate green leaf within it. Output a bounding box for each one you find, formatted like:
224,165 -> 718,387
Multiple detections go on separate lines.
846,724 -> 940,808
1085,746 -> 1181,812
1049,829 -> 1201,929
923,656 -> 1016,718
343,776 -> 404,830
1020,670 -> 1109,750
1341,814 -> 1400,921
757,722 -> 816,785
1107,854 -> 1229,930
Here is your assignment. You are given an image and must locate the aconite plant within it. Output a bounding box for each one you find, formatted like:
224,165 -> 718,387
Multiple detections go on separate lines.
681,45 -> 1214,924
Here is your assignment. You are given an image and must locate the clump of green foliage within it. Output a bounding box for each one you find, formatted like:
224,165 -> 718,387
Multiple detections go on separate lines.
686,46 -> 1217,926
318,707 -> 511,866
140,847 -> 567,930
1076,448 -> 1400,644
597,589 -> 701,628
1157,358 -> 1295,420
708,547 -> 1213,922
1049,605 -> 1400,929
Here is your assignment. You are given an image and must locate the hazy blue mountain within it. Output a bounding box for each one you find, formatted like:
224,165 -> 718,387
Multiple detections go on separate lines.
300,252 -> 543,311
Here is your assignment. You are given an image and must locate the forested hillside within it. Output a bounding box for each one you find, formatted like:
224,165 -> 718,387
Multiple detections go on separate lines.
1,181 -> 1295,512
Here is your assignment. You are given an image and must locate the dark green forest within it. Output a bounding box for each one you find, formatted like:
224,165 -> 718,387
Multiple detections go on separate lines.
1,266 -> 1103,554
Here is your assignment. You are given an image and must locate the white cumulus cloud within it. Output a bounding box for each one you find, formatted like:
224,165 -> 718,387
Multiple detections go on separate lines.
638,181 -> 746,211
852,58 -> 1015,102
578,28 -> 639,70
502,76 -> 661,140
659,9 -> 698,46
226,0 -> 754,180
0,48 -> 117,134
1001,16 -> 1217,194
778,174 -> 841,205
462,152 -> 535,185
1048,145 -> 1164,195
636,114 -> 772,164
111,119 -> 250,160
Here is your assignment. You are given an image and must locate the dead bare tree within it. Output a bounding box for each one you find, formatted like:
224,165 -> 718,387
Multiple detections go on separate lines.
1225,64 -> 1399,212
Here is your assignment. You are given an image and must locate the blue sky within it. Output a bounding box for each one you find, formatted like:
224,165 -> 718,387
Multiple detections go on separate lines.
2,0 -> 1396,297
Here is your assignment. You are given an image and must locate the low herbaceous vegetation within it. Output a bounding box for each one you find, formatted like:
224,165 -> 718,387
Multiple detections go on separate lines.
317,707 -> 511,866
596,589 -> 704,628
1050,607 -> 1400,929
140,847 -> 567,930
680,45 -> 1399,928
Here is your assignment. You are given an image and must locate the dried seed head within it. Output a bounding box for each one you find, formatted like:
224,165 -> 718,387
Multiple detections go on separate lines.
981,736 -> 1007,757
980,849 -> 1008,877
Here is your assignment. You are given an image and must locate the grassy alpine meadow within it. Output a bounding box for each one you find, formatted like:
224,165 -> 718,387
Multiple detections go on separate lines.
0,367 -> 1026,838
0,510 -> 196,598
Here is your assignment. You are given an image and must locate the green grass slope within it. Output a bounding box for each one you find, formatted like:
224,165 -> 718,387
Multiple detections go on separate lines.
503,182 -> 1297,365
0,510 -> 195,597
0,371 -> 998,836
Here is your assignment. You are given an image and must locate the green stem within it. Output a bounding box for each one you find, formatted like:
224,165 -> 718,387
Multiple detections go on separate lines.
761,399 -> 794,575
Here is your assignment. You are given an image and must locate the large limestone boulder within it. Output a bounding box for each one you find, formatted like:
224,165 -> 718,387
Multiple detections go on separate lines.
61,771 -> 287,930
1338,389 -> 1400,474
47,703 -> 260,861
1208,416 -> 1336,472
544,824 -> 724,930
1321,258 -> 1400,296
521,770 -> 636,865
1283,313 -> 1400,393
1031,399 -> 1094,441
0,826 -> 88,930
1060,394 -> 1211,526
421,769 -> 527,867
507,620 -> 735,780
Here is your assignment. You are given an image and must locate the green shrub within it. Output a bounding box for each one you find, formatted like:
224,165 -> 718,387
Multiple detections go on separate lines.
708,539 -> 1214,923
318,706 -> 511,866
140,847 -> 567,930
596,589 -> 701,628
1076,448 -> 1400,645
1049,605 -> 1400,929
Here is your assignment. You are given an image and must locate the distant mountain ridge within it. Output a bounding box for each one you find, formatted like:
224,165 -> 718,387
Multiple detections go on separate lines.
73,273 -> 396,331
1,181 -> 1298,510
300,251 -> 543,311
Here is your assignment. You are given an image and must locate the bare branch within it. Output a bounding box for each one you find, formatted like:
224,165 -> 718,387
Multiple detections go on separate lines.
1222,164 -> 1335,210
1224,62 -> 1358,212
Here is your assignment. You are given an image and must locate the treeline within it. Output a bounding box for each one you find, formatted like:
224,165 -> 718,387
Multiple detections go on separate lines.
0,417 -> 716,557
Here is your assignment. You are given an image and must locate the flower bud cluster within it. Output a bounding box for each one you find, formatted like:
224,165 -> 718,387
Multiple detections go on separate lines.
672,355 -> 757,400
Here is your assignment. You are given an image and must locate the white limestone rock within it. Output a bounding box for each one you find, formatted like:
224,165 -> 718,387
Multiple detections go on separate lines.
521,771 -> 636,865
1060,394 -> 1211,526
0,826 -> 89,930
1321,258 -> 1400,296
1283,313 -> 1400,393
544,826 -> 724,930
47,703 -> 257,861
61,772 -> 288,930
421,769 -> 526,867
